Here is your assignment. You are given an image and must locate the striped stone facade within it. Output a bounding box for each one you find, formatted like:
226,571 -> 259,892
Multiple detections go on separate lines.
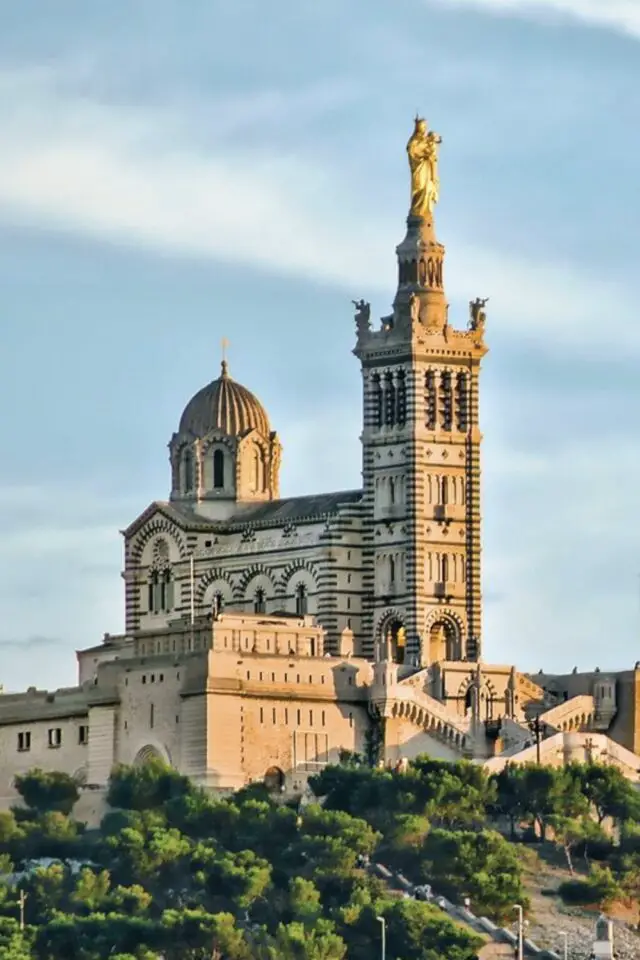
122,190 -> 486,668
354,207 -> 487,666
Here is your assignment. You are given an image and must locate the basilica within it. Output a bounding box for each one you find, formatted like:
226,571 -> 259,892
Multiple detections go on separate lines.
1,120 -> 639,822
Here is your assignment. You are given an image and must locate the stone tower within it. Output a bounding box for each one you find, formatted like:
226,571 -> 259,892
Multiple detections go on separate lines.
354,117 -> 487,666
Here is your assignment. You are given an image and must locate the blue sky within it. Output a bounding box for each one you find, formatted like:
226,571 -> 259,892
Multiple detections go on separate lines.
1,0 -> 640,690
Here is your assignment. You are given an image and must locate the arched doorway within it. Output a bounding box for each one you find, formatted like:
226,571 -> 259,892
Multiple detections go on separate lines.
428,619 -> 461,662
133,745 -> 166,767
385,619 -> 407,664
264,766 -> 285,793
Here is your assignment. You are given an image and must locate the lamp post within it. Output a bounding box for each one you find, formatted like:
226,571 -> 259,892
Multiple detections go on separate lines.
514,904 -> 524,960
376,914 -> 386,960
527,713 -> 547,764
559,930 -> 568,960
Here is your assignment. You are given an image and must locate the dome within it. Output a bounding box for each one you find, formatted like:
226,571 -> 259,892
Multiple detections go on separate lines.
178,361 -> 270,438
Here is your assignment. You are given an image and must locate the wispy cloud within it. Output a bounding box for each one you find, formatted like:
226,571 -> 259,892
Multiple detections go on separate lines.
0,65 -> 635,357
445,0 -> 640,39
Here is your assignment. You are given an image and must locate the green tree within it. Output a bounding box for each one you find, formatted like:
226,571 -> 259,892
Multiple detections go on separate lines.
342,900 -> 482,960
107,760 -> 193,812
258,920 -> 347,960
14,771 -> 79,817
489,766 -> 530,839
420,828 -> 528,922
578,763 -> 640,825
0,918 -> 33,960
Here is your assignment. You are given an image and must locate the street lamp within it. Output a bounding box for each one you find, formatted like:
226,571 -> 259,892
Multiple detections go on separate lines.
559,931 -> 568,960
376,915 -> 386,960
526,712 -> 548,764
514,904 -> 524,960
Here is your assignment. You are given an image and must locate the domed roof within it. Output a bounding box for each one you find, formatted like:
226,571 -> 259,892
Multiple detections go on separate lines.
178,361 -> 270,438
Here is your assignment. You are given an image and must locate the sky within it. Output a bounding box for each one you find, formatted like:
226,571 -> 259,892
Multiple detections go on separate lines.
1,0 -> 640,690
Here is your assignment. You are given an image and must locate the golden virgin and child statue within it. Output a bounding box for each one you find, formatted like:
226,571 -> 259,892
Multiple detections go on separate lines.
407,116 -> 442,218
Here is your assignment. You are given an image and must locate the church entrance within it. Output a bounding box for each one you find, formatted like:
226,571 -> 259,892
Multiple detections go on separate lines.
385,619 -> 407,664
428,620 -> 461,662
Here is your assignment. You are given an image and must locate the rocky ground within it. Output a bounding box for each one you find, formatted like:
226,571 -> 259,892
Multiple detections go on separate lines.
517,847 -> 640,959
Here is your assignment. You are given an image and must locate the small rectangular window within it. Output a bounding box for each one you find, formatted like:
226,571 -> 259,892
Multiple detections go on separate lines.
247,671 -> 251,680
150,704 -> 155,729
297,709 -> 301,725
176,715 -> 180,724
17,732 -> 31,752
142,675 -> 147,684
150,674 -> 155,683
259,672 -> 263,681
322,711 -> 326,726
308,675 -> 312,684
285,708 -> 289,724
296,674 -> 300,683
78,725 -> 89,745
124,720 -> 128,730
272,707 -> 276,724
309,710 -> 313,726
260,707 -> 264,724
159,673 -> 164,682
284,673 -> 288,682
271,672 -> 275,682
349,713 -> 354,728
321,675 -> 325,684
48,728 -> 62,748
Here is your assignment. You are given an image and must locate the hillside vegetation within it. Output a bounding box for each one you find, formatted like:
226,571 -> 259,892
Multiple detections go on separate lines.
0,757 -> 638,959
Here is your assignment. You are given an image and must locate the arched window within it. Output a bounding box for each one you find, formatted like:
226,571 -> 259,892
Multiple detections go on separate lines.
213,449 -> 224,489
440,372 -> 452,430
372,374 -> 383,428
384,372 -> 396,427
425,371 -> 437,429
456,372 -> 469,432
295,584 -> 308,616
160,570 -> 174,612
385,619 -> 406,665
183,449 -> 194,492
253,446 -> 264,492
148,571 -> 159,613
212,592 -> 224,617
396,371 -> 407,426
254,588 -> 266,614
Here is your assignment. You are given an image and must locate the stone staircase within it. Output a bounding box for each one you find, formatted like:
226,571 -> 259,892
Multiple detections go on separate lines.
371,662 -> 475,757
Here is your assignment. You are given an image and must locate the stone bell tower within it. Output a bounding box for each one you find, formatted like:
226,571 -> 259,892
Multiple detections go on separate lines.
354,117 -> 488,666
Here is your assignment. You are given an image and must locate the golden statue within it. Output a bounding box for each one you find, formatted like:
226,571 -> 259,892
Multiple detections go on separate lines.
407,116 -> 442,217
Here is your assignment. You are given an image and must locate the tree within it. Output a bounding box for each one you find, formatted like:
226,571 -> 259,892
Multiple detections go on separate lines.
258,920 -> 347,960
107,760 -> 192,812
578,764 -> 640,825
420,828 -> 528,923
489,766 -> 530,839
14,770 -> 79,817
342,900 -> 482,960
0,918 -> 33,960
